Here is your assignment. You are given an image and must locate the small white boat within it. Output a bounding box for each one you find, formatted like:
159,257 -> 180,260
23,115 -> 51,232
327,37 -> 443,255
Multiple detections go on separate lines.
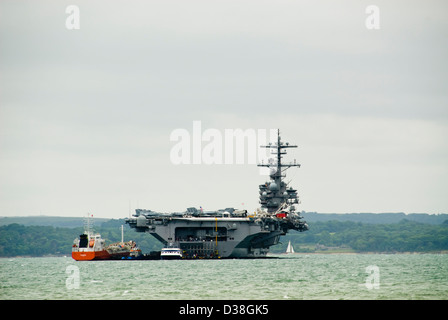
286,241 -> 295,254
160,247 -> 183,260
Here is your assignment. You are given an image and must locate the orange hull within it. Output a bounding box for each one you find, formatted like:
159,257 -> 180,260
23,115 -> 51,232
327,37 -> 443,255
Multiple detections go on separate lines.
72,250 -> 131,261
72,250 -> 110,261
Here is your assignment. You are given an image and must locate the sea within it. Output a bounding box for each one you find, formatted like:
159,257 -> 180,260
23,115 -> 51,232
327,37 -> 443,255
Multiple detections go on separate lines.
1,254 -> 447,300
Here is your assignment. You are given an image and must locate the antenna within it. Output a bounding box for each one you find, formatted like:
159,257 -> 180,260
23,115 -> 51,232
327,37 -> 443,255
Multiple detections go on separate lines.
84,212 -> 94,235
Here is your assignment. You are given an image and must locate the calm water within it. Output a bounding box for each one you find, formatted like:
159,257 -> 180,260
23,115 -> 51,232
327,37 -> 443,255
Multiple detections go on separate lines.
1,254 -> 447,300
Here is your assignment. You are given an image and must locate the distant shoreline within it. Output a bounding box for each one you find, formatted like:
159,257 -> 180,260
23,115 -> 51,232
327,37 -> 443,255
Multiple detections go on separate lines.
2,251 -> 447,259
269,250 -> 448,256
2,216 -> 447,257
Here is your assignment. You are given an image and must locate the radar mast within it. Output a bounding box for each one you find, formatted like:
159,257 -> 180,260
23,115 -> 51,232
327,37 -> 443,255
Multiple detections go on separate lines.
257,130 -> 301,214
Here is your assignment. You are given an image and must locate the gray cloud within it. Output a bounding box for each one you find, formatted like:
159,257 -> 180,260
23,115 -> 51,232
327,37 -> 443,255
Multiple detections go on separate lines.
1,0 -> 447,217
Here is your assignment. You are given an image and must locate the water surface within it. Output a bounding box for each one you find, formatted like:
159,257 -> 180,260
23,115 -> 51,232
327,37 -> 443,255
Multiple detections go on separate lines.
1,254 -> 447,300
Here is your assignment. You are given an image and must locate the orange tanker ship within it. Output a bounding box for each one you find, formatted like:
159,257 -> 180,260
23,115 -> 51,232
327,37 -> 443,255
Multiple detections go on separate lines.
72,215 -> 141,261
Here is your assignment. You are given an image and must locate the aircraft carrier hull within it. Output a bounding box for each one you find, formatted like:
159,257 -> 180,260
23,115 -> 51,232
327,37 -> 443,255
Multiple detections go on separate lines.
126,212 -> 304,258
125,131 -> 309,258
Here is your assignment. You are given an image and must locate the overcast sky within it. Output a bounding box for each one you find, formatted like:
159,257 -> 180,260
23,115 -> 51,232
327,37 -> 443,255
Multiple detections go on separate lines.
1,0 -> 447,218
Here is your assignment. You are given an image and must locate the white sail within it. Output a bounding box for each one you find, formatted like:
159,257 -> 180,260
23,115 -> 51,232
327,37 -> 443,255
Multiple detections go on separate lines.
286,241 -> 294,254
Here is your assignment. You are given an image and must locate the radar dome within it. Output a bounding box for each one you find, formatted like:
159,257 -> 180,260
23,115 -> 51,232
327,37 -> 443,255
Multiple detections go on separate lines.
136,215 -> 147,227
269,182 -> 279,191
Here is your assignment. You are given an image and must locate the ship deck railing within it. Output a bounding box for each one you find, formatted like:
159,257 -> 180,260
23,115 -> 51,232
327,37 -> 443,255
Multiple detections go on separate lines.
175,236 -> 228,242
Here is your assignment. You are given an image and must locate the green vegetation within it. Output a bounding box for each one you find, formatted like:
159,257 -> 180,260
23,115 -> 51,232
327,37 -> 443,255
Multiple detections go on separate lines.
0,216 -> 447,257
0,219 -> 160,257
0,224 -> 82,257
303,212 -> 448,225
271,220 -> 448,253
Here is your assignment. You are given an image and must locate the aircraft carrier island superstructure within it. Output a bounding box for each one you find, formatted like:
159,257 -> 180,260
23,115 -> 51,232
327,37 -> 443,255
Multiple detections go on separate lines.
125,131 -> 309,258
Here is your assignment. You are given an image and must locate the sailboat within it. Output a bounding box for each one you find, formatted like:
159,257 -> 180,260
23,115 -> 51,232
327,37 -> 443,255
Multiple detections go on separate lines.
286,241 -> 295,254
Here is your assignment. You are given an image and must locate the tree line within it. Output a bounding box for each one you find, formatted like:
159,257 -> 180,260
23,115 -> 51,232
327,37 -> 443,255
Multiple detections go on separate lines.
272,219 -> 448,253
0,222 -> 160,257
1,219 -> 447,257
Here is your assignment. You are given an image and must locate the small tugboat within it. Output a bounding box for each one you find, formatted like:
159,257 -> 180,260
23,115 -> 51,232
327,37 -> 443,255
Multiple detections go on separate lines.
72,215 -> 142,261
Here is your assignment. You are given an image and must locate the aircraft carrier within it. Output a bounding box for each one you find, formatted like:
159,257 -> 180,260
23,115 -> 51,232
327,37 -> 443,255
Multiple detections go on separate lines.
125,130 -> 308,258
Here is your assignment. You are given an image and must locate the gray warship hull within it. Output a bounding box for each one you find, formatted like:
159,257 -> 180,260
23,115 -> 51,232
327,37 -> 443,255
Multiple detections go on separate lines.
126,210 -> 304,258
126,130 -> 309,258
